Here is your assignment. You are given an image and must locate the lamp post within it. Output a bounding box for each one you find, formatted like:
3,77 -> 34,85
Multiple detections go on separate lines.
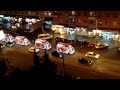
61,52 -> 65,77
95,19 -> 98,30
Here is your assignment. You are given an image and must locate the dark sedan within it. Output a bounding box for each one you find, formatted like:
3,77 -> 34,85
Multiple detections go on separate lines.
78,58 -> 93,66
51,51 -> 62,57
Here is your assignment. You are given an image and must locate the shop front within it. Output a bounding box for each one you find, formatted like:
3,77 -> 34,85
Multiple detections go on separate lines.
76,27 -> 87,36
66,27 -> 76,35
87,29 -> 120,41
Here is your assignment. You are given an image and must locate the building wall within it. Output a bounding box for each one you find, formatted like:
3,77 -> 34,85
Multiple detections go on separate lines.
0,11 -> 120,30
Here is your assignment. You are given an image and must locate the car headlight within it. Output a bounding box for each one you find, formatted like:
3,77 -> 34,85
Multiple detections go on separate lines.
97,54 -> 100,56
96,55 -> 99,58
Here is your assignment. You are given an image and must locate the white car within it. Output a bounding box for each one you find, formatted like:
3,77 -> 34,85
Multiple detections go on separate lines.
38,33 -> 53,40
29,47 -> 40,53
95,43 -> 108,49
85,52 -> 100,59
0,43 -> 5,49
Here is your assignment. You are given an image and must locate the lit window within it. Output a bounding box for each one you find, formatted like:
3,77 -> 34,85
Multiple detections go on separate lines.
72,11 -> 75,15
106,12 -> 110,17
106,21 -> 109,26
113,21 -> 117,26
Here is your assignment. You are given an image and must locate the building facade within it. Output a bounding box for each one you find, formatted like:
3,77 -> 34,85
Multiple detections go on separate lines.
0,11 -> 120,30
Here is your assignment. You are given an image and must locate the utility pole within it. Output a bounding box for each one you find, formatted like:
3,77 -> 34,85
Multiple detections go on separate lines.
61,53 -> 65,77
96,18 -> 98,30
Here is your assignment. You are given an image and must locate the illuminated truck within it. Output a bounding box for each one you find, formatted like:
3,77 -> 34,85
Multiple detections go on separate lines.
56,42 -> 75,54
15,36 -> 30,46
35,39 -> 51,50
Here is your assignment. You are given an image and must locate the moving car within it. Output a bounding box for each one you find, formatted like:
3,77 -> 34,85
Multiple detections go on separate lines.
95,43 -> 108,49
0,43 -> 5,49
85,52 -> 100,59
38,33 -> 53,40
78,58 -> 93,66
51,51 -> 62,57
5,42 -> 14,47
29,47 -> 40,53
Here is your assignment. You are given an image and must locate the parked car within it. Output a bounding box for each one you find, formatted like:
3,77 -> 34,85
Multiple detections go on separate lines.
5,42 -> 14,47
0,43 -> 5,49
38,33 -> 53,40
85,52 -> 100,59
55,37 -> 68,43
78,58 -> 93,66
51,51 -> 62,57
95,43 -> 108,49
29,47 -> 40,53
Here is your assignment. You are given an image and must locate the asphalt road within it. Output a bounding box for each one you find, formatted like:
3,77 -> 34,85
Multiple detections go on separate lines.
0,38 -> 120,79
0,29 -> 120,79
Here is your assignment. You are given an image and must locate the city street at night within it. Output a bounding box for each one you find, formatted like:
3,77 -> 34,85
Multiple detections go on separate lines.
0,11 -> 120,79
0,31 -> 120,79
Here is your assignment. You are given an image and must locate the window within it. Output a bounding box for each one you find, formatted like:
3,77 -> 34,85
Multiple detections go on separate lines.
90,12 -> 92,16
72,11 -> 75,15
84,20 -> 87,24
106,12 -> 110,17
78,12 -> 81,16
84,12 -> 87,16
98,12 -> 102,17
65,12 -> 68,15
72,19 -> 75,23
98,21 -> 102,26
113,12 -> 117,18
113,21 -> 117,26
89,20 -> 95,25
106,21 -> 109,26
65,19 -> 68,23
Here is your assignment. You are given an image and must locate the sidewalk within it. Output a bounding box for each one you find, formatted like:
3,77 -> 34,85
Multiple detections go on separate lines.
54,33 -> 120,48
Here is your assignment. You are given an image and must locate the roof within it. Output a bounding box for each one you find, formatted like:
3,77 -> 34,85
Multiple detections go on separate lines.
35,39 -> 47,43
38,33 -> 50,37
86,52 -> 94,54
16,36 -> 25,39
58,42 -> 70,47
